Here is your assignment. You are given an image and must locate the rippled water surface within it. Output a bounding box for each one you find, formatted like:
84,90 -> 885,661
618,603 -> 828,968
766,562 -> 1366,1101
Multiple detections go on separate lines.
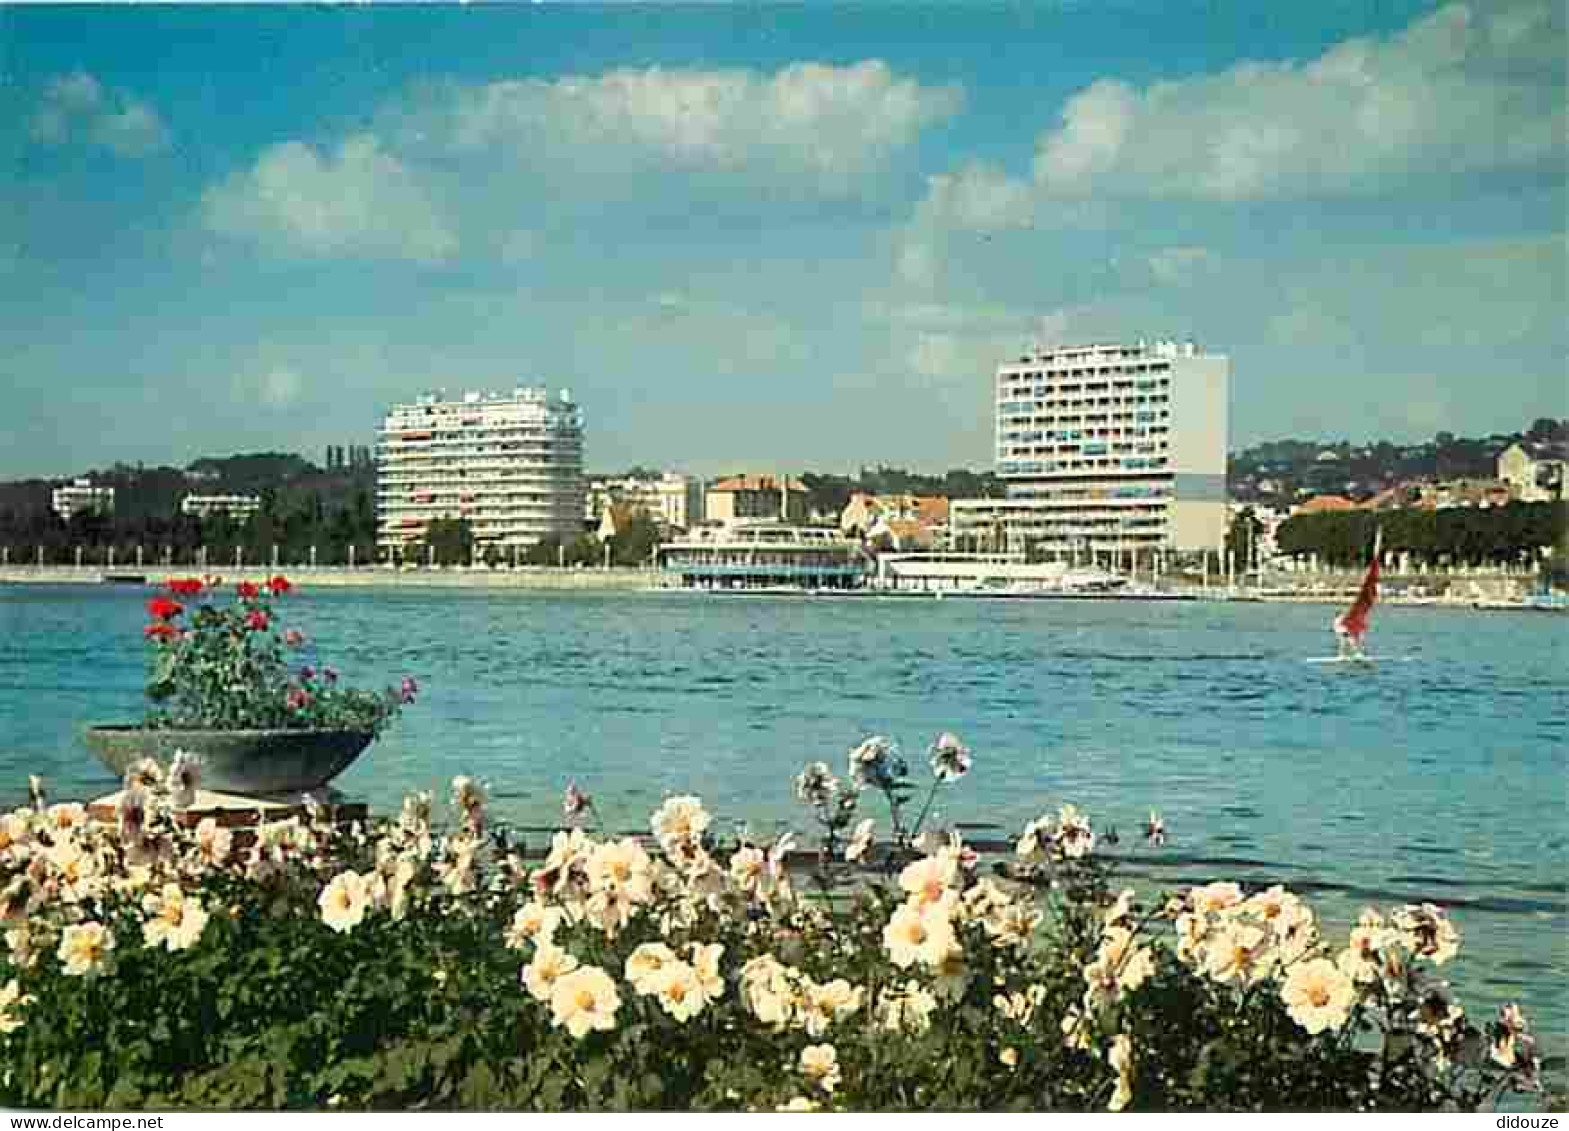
1,584 -> 1565,1061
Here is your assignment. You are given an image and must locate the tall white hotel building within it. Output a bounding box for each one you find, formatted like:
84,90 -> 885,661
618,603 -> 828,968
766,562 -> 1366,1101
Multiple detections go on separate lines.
951,339 -> 1229,560
375,387 -> 585,557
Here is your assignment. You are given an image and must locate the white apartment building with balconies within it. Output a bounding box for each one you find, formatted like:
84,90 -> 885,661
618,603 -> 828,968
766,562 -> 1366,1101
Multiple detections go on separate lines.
951,339 -> 1229,560
376,387 -> 584,556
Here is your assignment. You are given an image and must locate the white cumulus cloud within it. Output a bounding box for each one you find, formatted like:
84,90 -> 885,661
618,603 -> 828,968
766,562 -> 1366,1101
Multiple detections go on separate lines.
399,60 -> 963,196
30,70 -> 172,158
1032,0 -> 1564,200
201,135 -> 458,264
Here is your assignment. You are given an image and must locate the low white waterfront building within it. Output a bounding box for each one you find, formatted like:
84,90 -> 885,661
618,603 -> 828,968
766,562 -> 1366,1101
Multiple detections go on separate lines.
376,387 -> 585,556
180,493 -> 262,521
656,522 -> 866,589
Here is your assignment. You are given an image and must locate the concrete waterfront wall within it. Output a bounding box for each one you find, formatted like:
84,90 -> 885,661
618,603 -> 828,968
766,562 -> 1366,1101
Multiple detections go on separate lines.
0,565 -> 664,592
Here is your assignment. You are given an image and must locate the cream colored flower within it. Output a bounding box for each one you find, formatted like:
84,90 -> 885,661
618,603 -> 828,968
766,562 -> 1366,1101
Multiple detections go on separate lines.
505,901 -> 564,951
1243,885 -> 1309,935
318,870 -> 371,934
167,750 -> 200,810
1054,803 -> 1095,858
1086,926 -> 1155,995
1280,957 -> 1356,1034
800,977 -> 863,1037
387,857 -> 418,921
651,796 -> 711,853
744,978 -> 796,1028
0,808 -> 34,857
1108,1033 -> 1134,1111
1393,903 -> 1459,965
987,902 -> 1042,950
1189,881 -> 1243,915
898,854 -> 956,908
1338,913 -> 1396,984
141,883 -> 210,952
799,1043 -> 841,1094
729,845 -> 767,893
1061,1002 -> 1095,1051
776,1097 -> 818,1112
1204,921 -> 1268,986
1015,818 -> 1045,862
524,943 -> 581,1004
586,838 -> 653,901
994,988 -> 1040,1025
192,818 -> 233,868
46,840 -> 101,904
0,977 -> 33,1034
883,900 -> 957,969
1104,888 -> 1136,928
651,960 -> 707,1022
845,819 -> 875,863
687,941 -> 725,1000
999,1046 -> 1019,1069
46,802 -> 88,834
57,921 -> 115,976
583,885 -> 637,938
626,942 -> 680,995
6,926 -> 40,970
549,964 -> 621,1038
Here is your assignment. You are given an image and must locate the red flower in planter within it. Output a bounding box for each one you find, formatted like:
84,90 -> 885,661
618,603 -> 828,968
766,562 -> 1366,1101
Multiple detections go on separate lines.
139,576 -> 414,737
146,596 -> 184,621
166,578 -> 204,597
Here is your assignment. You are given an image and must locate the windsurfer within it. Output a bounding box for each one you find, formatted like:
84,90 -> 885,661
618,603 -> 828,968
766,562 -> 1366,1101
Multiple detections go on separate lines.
1332,528 -> 1381,661
1333,613 -> 1365,660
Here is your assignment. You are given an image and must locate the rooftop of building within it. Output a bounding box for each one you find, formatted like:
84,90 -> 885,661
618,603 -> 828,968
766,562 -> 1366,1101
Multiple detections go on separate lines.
708,475 -> 807,493
395,387 -> 575,409
1006,338 -> 1219,365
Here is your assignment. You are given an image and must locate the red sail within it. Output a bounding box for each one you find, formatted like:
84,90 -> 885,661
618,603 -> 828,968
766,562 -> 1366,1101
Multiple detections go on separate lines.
1340,531 -> 1382,639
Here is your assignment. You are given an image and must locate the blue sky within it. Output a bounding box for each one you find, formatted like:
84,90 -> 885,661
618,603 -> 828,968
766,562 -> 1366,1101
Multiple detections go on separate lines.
1,1 -> 1563,478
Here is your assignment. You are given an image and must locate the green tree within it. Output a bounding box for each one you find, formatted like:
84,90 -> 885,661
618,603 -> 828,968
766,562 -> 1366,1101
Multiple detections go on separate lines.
417,518 -> 474,566
1225,507 -> 1263,567
610,510 -> 661,567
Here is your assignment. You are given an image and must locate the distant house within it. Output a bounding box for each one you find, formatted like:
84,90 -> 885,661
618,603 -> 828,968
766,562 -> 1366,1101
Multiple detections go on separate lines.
705,475 -> 808,525
1497,442 -> 1566,503
51,478 -> 114,521
839,492 -> 950,547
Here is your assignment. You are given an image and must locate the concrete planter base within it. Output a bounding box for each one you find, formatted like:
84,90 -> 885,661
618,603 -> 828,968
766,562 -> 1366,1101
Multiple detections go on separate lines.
83,726 -> 374,796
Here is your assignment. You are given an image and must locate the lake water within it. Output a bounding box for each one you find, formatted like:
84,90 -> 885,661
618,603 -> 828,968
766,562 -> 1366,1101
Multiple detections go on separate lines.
1,583 -> 1565,1068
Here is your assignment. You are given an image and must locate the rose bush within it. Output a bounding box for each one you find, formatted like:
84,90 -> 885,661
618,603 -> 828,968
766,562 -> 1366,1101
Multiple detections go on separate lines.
140,575 -> 415,734
0,733 -> 1549,1111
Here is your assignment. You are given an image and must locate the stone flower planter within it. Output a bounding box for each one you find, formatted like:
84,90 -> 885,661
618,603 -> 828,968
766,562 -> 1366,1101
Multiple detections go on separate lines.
84,725 -> 374,796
